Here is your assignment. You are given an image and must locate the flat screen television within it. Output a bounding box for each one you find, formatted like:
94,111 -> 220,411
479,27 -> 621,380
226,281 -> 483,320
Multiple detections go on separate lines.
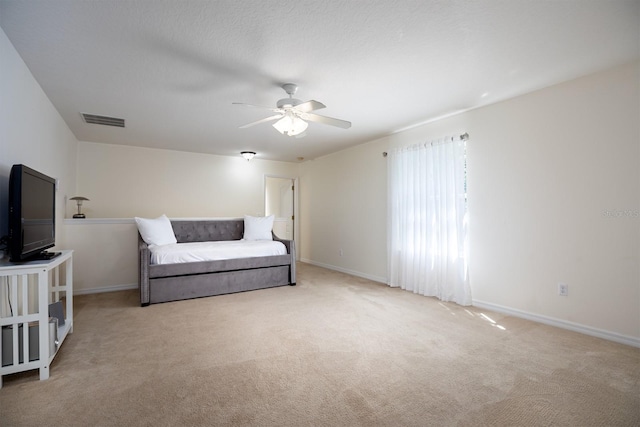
8,164 -> 59,262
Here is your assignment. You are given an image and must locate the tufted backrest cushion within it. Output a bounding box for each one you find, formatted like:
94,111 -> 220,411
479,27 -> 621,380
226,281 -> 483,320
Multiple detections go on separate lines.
171,219 -> 244,243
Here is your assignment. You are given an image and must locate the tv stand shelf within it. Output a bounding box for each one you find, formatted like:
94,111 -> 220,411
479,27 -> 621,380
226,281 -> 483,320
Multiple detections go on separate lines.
0,250 -> 73,388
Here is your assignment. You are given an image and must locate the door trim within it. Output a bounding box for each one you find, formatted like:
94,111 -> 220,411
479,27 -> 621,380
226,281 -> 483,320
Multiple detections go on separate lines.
264,174 -> 299,260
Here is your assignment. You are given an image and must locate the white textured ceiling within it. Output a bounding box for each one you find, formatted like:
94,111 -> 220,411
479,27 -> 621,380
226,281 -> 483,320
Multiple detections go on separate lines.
1,0 -> 638,162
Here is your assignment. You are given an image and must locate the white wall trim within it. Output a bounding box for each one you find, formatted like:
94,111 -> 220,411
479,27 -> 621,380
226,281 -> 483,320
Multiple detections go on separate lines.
74,283 -> 137,295
473,299 -> 640,349
64,218 -> 134,225
64,217 -> 244,225
300,258 -> 387,284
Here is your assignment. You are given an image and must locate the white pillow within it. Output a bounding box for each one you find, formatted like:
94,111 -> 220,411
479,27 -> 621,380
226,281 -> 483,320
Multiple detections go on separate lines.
134,214 -> 177,246
243,215 -> 274,241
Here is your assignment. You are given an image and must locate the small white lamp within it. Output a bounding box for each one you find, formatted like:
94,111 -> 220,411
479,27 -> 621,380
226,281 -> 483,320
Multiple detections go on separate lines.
70,196 -> 89,218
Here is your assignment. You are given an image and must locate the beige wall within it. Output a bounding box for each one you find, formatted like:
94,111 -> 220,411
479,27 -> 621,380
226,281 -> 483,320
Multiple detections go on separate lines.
64,220 -> 138,293
466,62 -> 638,339
75,142 -> 299,219
299,139 -> 388,282
299,61 -> 640,343
0,28 -> 77,252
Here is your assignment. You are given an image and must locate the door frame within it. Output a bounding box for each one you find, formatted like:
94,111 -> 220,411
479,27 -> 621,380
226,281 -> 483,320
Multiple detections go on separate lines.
263,174 -> 299,260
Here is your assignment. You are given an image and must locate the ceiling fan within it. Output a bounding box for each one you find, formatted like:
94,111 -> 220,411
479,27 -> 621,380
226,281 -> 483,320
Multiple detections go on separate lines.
233,83 -> 351,137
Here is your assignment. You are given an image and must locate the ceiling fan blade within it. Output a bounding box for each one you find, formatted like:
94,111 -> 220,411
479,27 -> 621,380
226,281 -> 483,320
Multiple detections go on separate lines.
294,100 -> 326,113
303,113 -> 351,129
239,114 -> 283,129
232,102 -> 282,113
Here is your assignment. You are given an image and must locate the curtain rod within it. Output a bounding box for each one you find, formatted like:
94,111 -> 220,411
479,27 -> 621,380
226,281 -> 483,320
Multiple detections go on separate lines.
382,132 -> 469,157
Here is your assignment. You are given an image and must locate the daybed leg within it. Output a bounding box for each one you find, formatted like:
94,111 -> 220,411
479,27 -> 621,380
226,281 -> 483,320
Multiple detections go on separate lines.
141,302 -> 150,307
289,283 -> 296,286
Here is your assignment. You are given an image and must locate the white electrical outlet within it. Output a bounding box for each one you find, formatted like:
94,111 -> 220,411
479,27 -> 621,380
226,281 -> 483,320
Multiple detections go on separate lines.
558,282 -> 568,296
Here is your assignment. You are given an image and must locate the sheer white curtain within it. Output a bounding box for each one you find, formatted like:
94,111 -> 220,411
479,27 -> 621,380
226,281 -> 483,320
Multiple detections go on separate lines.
387,136 -> 471,305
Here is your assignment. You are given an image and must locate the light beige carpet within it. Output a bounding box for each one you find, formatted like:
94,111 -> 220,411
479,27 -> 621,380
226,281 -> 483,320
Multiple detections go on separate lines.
1,262 -> 639,426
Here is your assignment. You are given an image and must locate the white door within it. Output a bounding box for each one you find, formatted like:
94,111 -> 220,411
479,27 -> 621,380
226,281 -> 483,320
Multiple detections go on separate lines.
265,177 -> 294,240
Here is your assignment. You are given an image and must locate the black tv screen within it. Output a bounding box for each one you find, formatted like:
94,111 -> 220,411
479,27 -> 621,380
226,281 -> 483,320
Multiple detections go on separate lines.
8,164 -> 56,262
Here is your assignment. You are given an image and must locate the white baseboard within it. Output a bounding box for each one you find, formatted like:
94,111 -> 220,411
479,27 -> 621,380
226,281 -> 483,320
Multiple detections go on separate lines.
74,283 -> 137,295
473,299 -> 640,349
299,258 -> 387,284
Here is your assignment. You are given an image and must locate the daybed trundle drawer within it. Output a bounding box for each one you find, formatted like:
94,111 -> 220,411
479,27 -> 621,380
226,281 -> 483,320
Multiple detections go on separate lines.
148,254 -> 291,278
149,266 -> 290,304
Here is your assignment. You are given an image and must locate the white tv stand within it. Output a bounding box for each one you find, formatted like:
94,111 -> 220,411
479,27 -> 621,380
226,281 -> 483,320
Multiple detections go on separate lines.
0,250 -> 73,388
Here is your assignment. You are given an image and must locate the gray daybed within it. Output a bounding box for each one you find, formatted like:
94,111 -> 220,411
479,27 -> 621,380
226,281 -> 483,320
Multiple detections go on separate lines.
138,219 -> 296,306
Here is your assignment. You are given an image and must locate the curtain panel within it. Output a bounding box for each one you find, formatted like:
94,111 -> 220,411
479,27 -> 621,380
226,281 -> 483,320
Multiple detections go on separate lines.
387,136 -> 471,306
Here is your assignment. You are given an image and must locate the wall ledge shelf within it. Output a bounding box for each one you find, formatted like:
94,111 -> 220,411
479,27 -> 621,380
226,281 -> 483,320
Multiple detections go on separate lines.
63,218 -> 134,225
63,217 -> 244,225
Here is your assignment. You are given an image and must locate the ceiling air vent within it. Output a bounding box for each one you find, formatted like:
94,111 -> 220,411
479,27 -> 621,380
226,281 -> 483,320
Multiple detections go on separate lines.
81,113 -> 125,127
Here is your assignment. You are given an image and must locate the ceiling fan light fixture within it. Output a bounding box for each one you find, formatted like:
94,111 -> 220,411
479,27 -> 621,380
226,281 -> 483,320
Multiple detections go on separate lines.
235,83 -> 349,136
273,115 -> 308,136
